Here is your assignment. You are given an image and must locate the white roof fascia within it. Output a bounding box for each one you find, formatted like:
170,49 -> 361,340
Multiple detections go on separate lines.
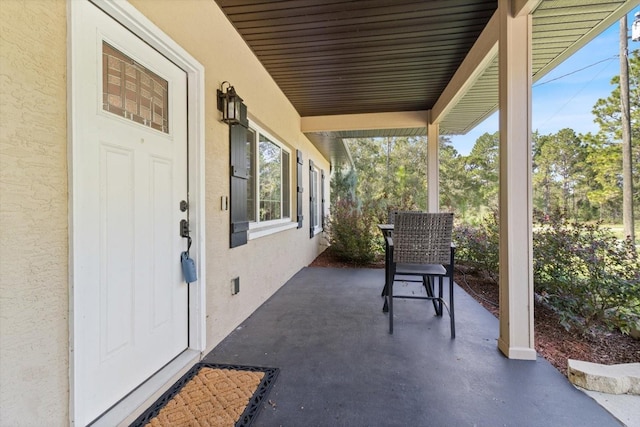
301,110 -> 428,133
431,12 -> 499,124
513,0 -> 544,17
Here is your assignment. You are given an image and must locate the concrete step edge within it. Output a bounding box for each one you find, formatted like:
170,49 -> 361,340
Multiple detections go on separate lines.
568,359 -> 640,395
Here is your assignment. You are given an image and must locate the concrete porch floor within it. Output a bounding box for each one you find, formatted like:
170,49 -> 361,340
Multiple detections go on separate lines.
203,267 -> 622,426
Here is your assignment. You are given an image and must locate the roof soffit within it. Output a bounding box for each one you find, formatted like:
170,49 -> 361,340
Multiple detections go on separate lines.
214,0 -> 637,161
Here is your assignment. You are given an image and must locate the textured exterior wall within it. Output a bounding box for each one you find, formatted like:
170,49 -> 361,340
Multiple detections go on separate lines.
0,0 -> 329,423
128,0 -> 330,350
0,0 -> 69,425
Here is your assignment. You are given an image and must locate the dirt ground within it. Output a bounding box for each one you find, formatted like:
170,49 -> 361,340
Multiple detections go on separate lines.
310,251 -> 640,375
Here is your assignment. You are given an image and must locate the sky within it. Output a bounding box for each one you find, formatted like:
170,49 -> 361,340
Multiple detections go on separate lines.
448,9 -> 640,156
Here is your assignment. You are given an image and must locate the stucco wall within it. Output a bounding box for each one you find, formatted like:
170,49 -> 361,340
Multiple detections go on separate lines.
1,0 -> 328,424
128,0 -> 330,349
0,0 -> 69,425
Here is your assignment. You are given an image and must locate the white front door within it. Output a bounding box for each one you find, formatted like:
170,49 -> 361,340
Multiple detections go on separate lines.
72,2 -> 189,424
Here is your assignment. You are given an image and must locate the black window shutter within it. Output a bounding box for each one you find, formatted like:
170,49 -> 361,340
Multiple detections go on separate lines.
309,159 -> 315,238
230,123 -> 249,248
321,169 -> 326,230
296,150 -> 304,229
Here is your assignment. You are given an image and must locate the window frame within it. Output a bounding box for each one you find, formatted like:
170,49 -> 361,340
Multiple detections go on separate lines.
246,121 -> 295,239
310,164 -> 322,235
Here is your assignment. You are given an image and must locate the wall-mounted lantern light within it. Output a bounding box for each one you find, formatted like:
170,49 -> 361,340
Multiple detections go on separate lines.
217,81 -> 245,125
632,12 -> 640,42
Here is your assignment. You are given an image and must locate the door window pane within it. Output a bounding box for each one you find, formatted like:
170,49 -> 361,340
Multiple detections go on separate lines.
102,42 -> 169,133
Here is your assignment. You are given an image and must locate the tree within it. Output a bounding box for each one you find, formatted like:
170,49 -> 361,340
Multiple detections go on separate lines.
593,48 -> 639,240
345,135 -> 475,218
330,165 -> 357,205
592,50 -> 640,141
464,132 -> 499,212
439,138 -> 474,219
345,136 -> 429,219
347,137 -> 388,208
386,136 -> 428,209
532,131 -> 556,215
582,132 -> 623,220
531,129 -> 586,218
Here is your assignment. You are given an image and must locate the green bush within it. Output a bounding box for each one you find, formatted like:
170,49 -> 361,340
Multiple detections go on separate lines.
453,211 -> 499,282
325,198 -> 380,265
533,211 -> 640,334
453,209 -> 639,334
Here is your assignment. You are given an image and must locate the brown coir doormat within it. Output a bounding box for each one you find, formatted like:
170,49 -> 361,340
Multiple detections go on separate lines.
130,363 -> 279,427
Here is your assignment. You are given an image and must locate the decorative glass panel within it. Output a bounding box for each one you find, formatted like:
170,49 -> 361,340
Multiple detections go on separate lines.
102,42 -> 169,133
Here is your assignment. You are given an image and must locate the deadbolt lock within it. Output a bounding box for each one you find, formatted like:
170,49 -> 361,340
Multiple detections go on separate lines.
180,219 -> 190,238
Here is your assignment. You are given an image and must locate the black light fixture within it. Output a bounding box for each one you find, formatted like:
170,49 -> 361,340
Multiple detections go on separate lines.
217,81 -> 244,125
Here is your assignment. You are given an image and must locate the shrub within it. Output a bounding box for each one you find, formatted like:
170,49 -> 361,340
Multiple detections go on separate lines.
453,211 -> 499,282
533,210 -> 640,333
325,198 -> 379,265
453,209 -> 639,335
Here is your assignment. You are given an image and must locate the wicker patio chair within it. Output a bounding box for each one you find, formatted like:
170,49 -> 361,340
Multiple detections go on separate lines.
381,209 -> 426,303
386,211 -> 455,338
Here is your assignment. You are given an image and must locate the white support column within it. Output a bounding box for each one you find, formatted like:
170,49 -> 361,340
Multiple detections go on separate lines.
427,110 -> 439,213
497,1 -> 536,360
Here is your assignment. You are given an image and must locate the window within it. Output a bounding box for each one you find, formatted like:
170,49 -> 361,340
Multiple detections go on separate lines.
309,160 -> 325,237
102,42 -> 169,133
246,123 -> 291,226
310,166 -> 319,230
296,150 -> 304,229
314,168 -> 323,230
